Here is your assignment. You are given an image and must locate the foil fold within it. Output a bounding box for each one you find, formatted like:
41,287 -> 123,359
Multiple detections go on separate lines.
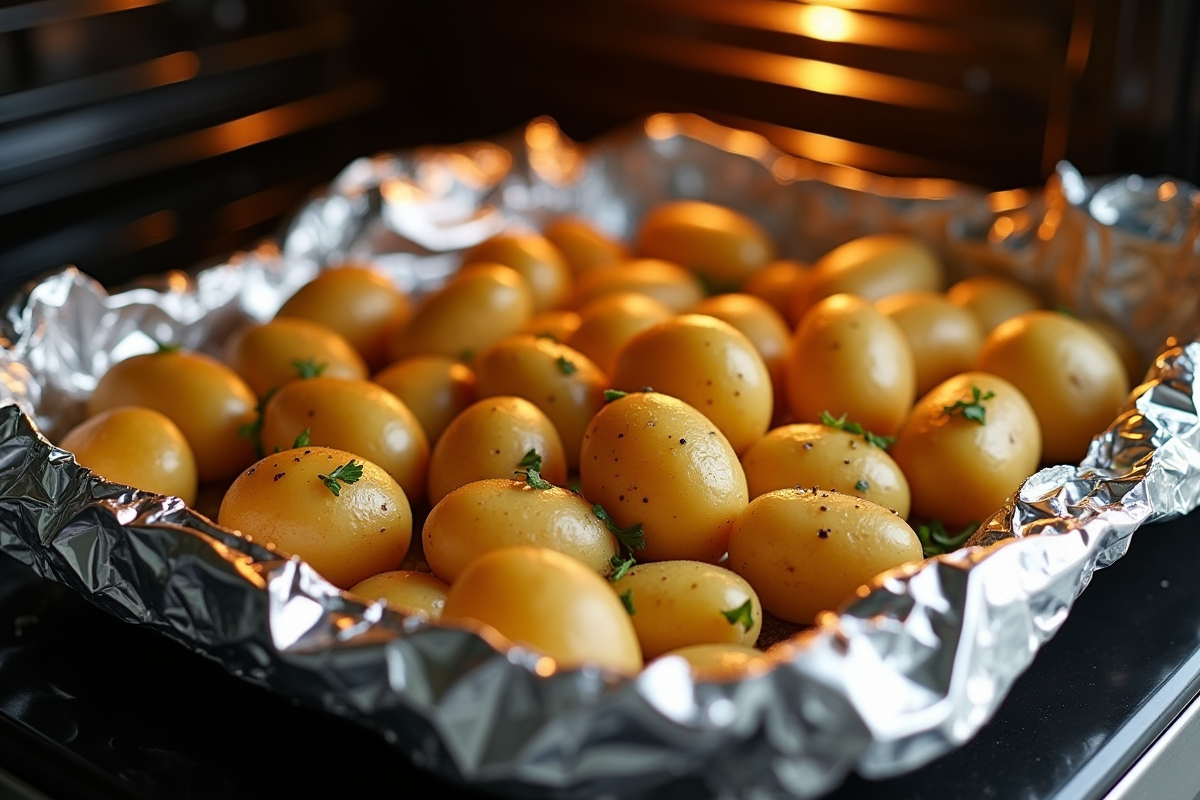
1,114 -> 1198,799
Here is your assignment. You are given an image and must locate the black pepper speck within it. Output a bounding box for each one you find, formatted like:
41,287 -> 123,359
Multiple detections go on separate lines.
273,473 -> 285,481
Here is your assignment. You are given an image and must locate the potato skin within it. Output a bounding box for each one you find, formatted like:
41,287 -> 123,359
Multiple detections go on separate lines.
571,259 -> 705,312
635,201 -> 775,288
655,643 -> 767,680
348,571 -> 448,619
423,479 -> 617,583
218,447 -> 412,590
727,488 -> 921,624
946,274 -> 1042,333
543,216 -> 629,276
743,260 -> 809,317
875,291 -> 985,397
520,310 -> 582,343
580,392 -> 748,563
474,335 -> 608,469
426,396 -> 567,506
260,377 -> 429,502
276,266 -> 411,370
566,292 -> 674,376
59,406 -> 198,505
976,312 -> 1128,464
611,561 -> 761,659
87,349 -> 257,482
741,423 -> 910,517
464,235 -> 572,312
373,356 -> 476,444
890,372 -> 1041,529
785,294 -> 916,437
441,546 -> 643,674
611,314 -> 773,455
225,317 -> 368,398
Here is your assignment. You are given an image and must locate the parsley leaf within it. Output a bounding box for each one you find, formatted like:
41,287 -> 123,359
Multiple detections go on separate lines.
518,449 -> 542,470
603,389 -> 628,403
609,553 -> 636,582
820,410 -> 896,449
237,386 -> 278,458
292,358 -> 327,379
152,339 -> 181,354
514,449 -> 552,490
318,460 -> 364,497
619,589 -> 636,616
915,520 -> 979,557
593,503 -> 646,554
555,355 -> 578,375
293,428 -> 311,448
855,479 -> 870,492
942,386 -> 996,425
722,599 -> 755,629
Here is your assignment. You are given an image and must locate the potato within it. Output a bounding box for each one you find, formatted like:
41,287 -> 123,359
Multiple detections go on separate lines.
464,234 -> 571,311
976,311 -> 1128,464
611,561 -> 761,659
571,259 -> 705,312
59,406 -> 198,505
946,274 -> 1042,333
219,447 -> 412,589
741,423 -> 910,517
635,201 -> 775,288
789,234 -> 943,324
474,335 -> 608,469
520,310 -> 582,343
727,488 -> 920,624
441,546 -> 643,673
784,294 -> 916,437
1083,316 -> 1143,385
544,216 -> 629,276
276,266 -> 411,370
743,259 -> 808,317
348,571 -> 448,619
875,291 -> 985,396
225,317 -> 368,399
611,314 -> 773,455
427,396 -> 567,506
423,478 -> 617,582
260,377 -> 429,502
655,643 -> 767,680
566,292 -> 674,376
890,372 -> 1041,529
87,348 -> 257,482
373,356 -> 476,444
693,294 -> 791,419
390,263 -> 534,363
580,392 -> 748,563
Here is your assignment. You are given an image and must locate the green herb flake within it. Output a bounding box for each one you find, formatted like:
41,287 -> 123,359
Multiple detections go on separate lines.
152,339 -> 182,354
292,428 -> 311,448
459,348 -> 475,364
318,460 -> 364,497
619,589 -> 636,616
237,386 -> 279,458
855,479 -> 870,492
609,553 -> 636,582
915,520 -> 979,558
942,386 -> 996,425
819,410 -> 895,449
514,448 -> 552,490
291,358 -> 327,380
603,389 -> 628,403
555,355 -> 578,375
721,598 -> 755,629
592,503 -> 646,554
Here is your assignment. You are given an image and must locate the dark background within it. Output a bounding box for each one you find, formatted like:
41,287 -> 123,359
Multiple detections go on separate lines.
1,0 -> 1198,299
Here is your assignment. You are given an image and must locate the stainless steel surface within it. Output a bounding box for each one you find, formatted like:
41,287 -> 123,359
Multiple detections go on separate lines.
1106,693 -> 1200,800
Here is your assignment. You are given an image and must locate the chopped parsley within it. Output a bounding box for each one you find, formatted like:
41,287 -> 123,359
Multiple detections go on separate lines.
237,386 -> 278,458
153,339 -> 181,354
855,479 -> 870,492
609,553 -> 636,582
293,428 -> 311,448
555,355 -> 578,375
594,503 -> 646,581
915,520 -> 979,557
514,448 -> 552,490
619,589 -> 636,616
721,599 -> 755,629
820,410 -> 895,449
318,460 -> 364,497
603,389 -> 628,403
291,358 -> 327,379
942,386 -> 995,425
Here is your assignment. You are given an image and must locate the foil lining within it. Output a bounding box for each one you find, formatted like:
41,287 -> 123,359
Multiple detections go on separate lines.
1,114 -> 1199,799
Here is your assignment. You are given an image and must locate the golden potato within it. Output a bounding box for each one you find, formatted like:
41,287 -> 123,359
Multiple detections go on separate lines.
260,377 -> 429,502
441,546 -> 643,673
519,310 -> 582,343
463,234 -> 571,311
1083,316 -> 1143,385
225,317 -> 368,398
543,216 -> 629,276
976,311 -> 1128,464
611,561 -> 761,659
890,372 -> 1041,528
218,447 -> 412,589
348,571 -> 448,619
427,396 -> 567,506
473,335 -> 607,469
423,478 -> 617,582
789,234 -> 943,324
87,348 -> 257,482
727,488 -> 920,624
784,294 -> 916,437
946,274 -> 1042,333
693,294 -> 791,419
571,259 -> 705,312
276,266 -> 411,370
655,643 -> 767,680
741,423 -> 910,517
59,406 -> 198,505
635,201 -> 775,288
743,259 -> 808,316
580,392 -> 748,563
566,292 -> 674,376
373,356 -> 476,444
875,291 -> 985,396
390,263 -> 534,363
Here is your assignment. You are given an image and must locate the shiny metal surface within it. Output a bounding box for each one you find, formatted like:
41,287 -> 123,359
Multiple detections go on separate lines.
0,115 -> 1197,799
1105,693 -> 1200,800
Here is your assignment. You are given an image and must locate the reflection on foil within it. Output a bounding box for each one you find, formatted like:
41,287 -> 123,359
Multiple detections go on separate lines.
0,115 -> 1198,799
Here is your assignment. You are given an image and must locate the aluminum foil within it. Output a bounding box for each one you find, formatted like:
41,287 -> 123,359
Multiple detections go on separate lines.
1,114 -> 1198,799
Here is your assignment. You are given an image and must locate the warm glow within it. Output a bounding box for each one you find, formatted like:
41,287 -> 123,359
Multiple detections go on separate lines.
645,113 -> 677,140
722,129 -> 770,160
989,215 -> 1015,243
986,189 -> 1030,213
525,119 -> 558,150
1159,182 -> 1178,201
796,5 -> 854,42
381,179 -> 423,204
1037,206 -> 1062,241
534,656 -> 556,677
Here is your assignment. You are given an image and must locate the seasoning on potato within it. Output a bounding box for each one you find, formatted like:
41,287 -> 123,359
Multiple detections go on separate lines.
580,392 -> 748,563
635,200 -> 775,288
373,355 -> 476,445
225,317 -> 369,399
463,233 -> 572,312
59,405 -> 198,505
218,447 -> 412,590
727,488 -> 921,624
441,546 -> 643,674
348,570 -> 449,619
